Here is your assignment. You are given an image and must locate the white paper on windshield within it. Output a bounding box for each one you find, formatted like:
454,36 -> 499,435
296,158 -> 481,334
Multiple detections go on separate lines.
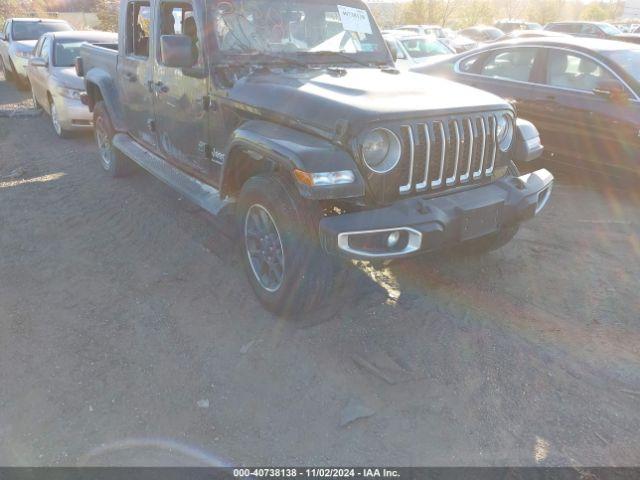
337,5 -> 372,35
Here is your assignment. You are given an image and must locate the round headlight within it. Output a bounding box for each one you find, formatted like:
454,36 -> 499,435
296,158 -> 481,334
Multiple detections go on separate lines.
496,113 -> 514,152
361,128 -> 402,174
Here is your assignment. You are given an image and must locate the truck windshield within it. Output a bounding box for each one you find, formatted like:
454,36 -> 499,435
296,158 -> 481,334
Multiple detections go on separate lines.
213,0 -> 388,65
12,22 -> 72,41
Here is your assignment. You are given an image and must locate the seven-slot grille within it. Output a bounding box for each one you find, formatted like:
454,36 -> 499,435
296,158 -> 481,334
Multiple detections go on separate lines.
397,114 -> 499,195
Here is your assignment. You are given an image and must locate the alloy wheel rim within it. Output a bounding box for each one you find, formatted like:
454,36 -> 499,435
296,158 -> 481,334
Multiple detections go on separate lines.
51,103 -> 62,136
244,204 -> 285,293
95,119 -> 113,171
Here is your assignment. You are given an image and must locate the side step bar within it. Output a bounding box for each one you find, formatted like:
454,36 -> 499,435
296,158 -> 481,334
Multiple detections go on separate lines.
112,134 -> 233,216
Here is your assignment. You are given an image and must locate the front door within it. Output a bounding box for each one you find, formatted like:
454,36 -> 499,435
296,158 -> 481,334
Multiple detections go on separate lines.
526,48 -> 640,172
119,0 -> 157,149
458,47 -> 540,117
29,35 -> 50,105
152,1 -> 212,179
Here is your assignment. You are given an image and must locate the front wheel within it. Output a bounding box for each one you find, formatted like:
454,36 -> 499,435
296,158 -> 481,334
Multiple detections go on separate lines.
238,174 -> 341,316
50,100 -> 71,138
93,101 -> 134,177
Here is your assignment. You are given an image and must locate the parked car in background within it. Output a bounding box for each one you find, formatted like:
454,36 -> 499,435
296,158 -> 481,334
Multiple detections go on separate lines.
458,26 -> 506,44
495,20 -> 542,34
0,18 -> 73,88
544,21 -> 640,45
504,30 -> 569,40
383,31 -> 454,69
415,37 -> 640,175
395,24 -> 476,52
27,31 -> 117,138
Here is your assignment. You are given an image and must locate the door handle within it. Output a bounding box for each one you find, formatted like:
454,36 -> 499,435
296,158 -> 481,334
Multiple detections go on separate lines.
124,72 -> 137,82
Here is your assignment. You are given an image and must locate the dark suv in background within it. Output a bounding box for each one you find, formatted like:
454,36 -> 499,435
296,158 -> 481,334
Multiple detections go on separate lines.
545,21 -> 640,45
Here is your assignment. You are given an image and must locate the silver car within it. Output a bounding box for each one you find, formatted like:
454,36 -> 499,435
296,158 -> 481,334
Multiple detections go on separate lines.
0,18 -> 73,89
27,31 -> 117,138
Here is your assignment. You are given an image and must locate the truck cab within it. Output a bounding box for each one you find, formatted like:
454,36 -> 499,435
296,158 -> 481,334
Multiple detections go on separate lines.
81,0 -> 553,315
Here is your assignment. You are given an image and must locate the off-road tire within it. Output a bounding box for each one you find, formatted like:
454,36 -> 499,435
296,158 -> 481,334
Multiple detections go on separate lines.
93,101 -> 134,177
237,173 -> 341,316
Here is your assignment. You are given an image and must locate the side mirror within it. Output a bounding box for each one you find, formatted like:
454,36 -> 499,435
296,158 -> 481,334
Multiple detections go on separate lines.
0,33 -> 5,41
593,79 -> 628,103
29,57 -> 48,68
160,34 -> 195,69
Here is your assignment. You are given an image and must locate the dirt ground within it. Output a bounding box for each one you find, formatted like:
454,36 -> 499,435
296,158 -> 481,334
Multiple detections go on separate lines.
1,73 -> 640,467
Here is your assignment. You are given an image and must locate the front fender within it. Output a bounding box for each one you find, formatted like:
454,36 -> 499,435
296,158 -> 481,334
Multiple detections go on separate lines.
224,120 -> 365,200
84,69 -> 126,132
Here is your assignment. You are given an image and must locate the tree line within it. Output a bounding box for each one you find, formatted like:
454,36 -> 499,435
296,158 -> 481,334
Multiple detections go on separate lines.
1,0 -> 630,33
368,0 -> 627,29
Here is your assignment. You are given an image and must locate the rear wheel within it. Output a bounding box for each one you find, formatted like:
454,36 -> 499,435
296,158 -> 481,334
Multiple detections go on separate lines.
93,101 -> 134,177
238,174 -> 341,316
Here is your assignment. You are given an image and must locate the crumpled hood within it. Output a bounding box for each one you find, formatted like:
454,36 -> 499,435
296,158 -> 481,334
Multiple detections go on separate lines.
11,40 -> 37,53
227,68 -> 507,134
52,67 -> 84,91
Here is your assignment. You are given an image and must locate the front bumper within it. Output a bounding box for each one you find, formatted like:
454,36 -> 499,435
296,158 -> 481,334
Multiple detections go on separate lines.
53,94 -> 93,130
319,169 -> 553,260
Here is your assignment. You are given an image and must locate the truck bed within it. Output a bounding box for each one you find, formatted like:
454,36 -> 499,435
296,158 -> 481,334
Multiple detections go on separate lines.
79,42 -> 118,79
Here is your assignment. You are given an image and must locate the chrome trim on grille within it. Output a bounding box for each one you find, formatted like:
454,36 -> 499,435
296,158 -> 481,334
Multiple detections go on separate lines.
431,121 -> 446,189
486,115 -> 497,176
446,120 -> 461,187
415,123 -> 431,192
460,118 -> 474,184
398,113 -> 502,195
473,117 -> 487,180
399,125 -> 415,194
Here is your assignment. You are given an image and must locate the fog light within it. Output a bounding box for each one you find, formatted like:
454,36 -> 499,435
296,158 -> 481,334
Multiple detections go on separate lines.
387,231 -> 401,248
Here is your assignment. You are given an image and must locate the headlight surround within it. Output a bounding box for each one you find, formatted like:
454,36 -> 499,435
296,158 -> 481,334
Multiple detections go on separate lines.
361,128 -> 402,174
58,86 -> 83,100
496,113 -> 515,152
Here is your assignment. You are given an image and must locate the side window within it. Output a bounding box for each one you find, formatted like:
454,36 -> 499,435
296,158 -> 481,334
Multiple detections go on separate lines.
479,48 -> 537,82
581,24 -> 599,36
126,1 -> 151,58
158,2 -> 201,67
546,50 -> 620,93
41,37 -> 51,64
458,54 -> 482,73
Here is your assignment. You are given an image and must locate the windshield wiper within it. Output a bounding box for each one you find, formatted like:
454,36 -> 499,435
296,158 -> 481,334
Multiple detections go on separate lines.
300,50 -> 389,68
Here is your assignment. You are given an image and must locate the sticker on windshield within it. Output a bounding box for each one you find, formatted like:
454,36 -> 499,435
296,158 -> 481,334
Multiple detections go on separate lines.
337,5 -> 372,35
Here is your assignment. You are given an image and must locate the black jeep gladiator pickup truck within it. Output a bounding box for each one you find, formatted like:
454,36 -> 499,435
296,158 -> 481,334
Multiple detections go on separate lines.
78,0 -> 553,314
